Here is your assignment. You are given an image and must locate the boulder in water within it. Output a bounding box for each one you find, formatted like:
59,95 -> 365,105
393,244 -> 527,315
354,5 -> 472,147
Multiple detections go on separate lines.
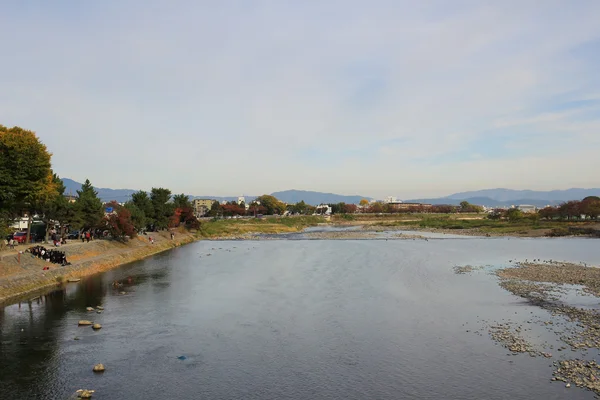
86,307 -> 94,312
96,306 -> 104,310
93,363 -> 105,372
78,320 -> 93,326
76,389 -> 95,398
92,323 -> 102,330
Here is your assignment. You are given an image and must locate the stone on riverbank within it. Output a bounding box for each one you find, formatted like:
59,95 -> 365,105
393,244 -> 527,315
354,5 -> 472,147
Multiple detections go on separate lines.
78,320 -> 93,326
86,307 -> 94,311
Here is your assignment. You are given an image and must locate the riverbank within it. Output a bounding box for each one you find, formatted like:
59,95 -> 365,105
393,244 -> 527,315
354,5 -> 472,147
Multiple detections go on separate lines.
332,214 -> 600,237
0,217 -> 325,305
0,230 -> 197,305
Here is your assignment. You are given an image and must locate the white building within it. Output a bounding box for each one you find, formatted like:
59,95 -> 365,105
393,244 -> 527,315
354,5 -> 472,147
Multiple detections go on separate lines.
517,204 -> 537,213
237,196 -> 245,205
385,196 -> 398,203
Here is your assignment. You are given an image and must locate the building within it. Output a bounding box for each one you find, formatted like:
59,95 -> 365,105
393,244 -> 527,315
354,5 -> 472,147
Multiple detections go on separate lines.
192,199 -> 216,217
237,196 -> 245,205
387,202 -> 433,212
64,194 -> 77,203
385,196 -> 397,203
516,204 -> 537,213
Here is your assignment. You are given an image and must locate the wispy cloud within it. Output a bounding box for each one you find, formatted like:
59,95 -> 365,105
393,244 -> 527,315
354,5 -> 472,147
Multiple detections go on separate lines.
1,1 -> 600,198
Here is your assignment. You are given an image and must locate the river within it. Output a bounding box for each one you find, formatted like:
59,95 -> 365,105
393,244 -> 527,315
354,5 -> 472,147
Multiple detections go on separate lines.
1,235 -> 599,399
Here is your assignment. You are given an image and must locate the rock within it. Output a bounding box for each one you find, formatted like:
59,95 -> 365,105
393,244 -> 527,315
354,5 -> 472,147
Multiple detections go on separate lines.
566,383 -> 571,388
78,320 -> 93,326
96,306 -> 104,310
96,310 -> 102,314
93,363 -> 105,372
74,337 -> 80,340
92,323 -> 102,330
76,389 -> 95,398
86,307 -> 94,312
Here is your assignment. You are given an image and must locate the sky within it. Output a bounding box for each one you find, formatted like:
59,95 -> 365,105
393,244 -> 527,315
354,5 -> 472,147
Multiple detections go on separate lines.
1,1 -> 600,199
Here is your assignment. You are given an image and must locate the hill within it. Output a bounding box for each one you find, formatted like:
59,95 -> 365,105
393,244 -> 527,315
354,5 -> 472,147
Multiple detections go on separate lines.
445,188 -> 600,202
270,190 -> 370,206
405,196 -> 557,208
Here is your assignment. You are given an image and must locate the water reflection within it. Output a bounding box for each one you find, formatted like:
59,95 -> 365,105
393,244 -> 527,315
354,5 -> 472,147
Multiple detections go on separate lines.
1,238 -> 599,399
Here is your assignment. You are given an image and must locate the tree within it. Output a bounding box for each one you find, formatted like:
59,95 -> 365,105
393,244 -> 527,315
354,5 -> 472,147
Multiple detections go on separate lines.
506,208 -> 523,222
104,201 -> 136,242
359,199 -> 369,207
538,206 -> 559,220
254,195 -> 286,215
173,193 -> 191,209
37,173 -> 70,242
124,202 -> 147,231
130,190 -> 153,228
150,188 -> 173,230
0,125 -> 52,214
75,179 -> 104,230
581,197 -> 600,220
343,204 -> 357,214
207,201 -> 222,217
0,125 -> 53,242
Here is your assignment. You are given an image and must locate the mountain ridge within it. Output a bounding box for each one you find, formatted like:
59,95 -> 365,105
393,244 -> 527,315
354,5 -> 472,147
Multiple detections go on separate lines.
61,178 -> 599,206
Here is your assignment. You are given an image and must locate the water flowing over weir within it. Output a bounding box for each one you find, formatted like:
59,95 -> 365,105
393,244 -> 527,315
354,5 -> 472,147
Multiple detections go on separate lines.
1,235 -> 599,399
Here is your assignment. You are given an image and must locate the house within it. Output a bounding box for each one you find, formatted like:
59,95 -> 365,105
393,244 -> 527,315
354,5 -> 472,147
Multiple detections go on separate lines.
387,202 -> 433,212
516,204 -> 537,213
192,199 -> 216,217
64,194 -> 77,203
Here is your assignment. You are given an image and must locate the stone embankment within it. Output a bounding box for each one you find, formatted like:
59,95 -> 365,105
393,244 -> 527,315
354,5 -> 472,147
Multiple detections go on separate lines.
0,231 -> 198,305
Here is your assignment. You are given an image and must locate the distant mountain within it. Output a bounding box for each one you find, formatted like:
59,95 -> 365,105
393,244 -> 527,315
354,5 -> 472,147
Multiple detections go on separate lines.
62,178 -> 138,203
405,196 -> 558,208
62,178 -> 257,203
271,190 -> 369,205
445,188 -> 600,202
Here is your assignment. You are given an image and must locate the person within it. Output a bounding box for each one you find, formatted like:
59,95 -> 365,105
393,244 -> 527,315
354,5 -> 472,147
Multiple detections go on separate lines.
85,231 -> 90,243
8,238 -> 14,249
170,232 -> 175,240
81,232 -> 85,243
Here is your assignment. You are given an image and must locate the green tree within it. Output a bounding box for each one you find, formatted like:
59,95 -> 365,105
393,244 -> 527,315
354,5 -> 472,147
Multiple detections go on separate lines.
124,202 -> 147,231
75,179 -> 104,230
0,125 -> 53,242
150,187 -> 173,230
173,193 -> 191,209
131,190 -> 154,227
255,195 -> 286,215
37,173 -> 70,242
207,201 -> 222,217
506,208 -> 523,222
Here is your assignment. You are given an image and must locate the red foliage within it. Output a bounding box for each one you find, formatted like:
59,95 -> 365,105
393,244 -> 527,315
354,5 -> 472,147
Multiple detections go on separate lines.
104,201 -> 136,240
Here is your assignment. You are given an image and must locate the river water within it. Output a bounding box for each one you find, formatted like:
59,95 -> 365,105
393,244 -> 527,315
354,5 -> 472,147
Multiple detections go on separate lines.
1,235 -> 599,399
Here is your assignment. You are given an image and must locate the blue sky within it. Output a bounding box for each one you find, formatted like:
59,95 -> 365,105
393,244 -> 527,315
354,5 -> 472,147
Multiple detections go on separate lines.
1,1 -> 600,199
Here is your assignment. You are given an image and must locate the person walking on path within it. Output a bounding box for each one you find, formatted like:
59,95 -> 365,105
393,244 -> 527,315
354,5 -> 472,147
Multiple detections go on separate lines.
85,231 -> 91,243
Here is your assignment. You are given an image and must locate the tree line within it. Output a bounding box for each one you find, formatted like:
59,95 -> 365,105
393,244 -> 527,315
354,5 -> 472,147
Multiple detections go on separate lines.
0,125 -> 200,244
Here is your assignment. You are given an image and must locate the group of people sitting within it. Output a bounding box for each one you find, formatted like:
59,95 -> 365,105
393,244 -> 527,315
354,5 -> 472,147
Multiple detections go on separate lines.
28,246 -> 71,266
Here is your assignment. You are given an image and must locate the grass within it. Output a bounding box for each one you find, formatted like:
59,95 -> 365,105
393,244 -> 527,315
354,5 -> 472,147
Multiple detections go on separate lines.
197,216 -> 325,238
371,215 -> 592,235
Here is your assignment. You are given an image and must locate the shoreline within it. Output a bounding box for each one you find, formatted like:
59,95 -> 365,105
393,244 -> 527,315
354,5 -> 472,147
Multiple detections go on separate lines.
0,231 -> 199,306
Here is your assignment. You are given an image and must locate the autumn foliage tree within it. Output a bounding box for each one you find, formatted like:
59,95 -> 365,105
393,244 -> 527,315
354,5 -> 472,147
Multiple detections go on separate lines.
104,201 -> 136,242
